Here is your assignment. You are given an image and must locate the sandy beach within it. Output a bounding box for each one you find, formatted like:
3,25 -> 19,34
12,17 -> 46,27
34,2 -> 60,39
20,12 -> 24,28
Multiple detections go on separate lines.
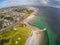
23,7 -> 47,45
23,7 -> 45,32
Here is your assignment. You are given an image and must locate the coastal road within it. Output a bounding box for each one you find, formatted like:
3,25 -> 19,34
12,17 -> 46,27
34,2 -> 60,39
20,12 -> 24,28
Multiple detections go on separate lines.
23,8 -> 48,45
23,14 -> 46,45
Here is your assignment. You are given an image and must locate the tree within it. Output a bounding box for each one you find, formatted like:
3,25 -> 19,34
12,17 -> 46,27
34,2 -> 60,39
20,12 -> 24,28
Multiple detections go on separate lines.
0,13 -> 5,18
0,21 -> 3,29
4,17 -> 13,20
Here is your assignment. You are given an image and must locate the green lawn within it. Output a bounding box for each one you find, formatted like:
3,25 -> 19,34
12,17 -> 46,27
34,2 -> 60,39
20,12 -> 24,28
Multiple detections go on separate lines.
22,13 -> 29,19
0,23 -> 31,45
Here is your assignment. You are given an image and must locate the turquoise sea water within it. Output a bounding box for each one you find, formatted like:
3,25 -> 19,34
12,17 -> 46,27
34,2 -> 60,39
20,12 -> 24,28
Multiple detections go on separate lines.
29,15 -> 57,45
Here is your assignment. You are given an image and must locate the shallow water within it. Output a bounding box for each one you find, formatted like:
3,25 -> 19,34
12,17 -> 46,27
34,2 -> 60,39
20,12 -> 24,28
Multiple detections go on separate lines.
29,16 -> 56,45
29,6 -> 60,45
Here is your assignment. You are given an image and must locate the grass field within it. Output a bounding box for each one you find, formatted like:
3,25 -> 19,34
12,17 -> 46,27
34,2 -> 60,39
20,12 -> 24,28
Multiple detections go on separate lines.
0,23 -> 31,45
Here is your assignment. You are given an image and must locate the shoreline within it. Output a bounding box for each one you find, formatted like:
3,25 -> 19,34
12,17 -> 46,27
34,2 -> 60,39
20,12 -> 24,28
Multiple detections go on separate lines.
24,7 -> 48,45
23,7 -> 46,32
23,7 -> 37,22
